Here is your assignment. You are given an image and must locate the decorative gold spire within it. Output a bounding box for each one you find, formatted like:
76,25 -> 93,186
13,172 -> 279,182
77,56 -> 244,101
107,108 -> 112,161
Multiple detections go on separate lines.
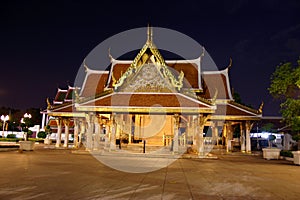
212,88 -> 218,105
147,24 -> 153,45
112,72 -> 117,87
258,101 -> 264,114
46,98 -> 51,110
74,87 -> 80,103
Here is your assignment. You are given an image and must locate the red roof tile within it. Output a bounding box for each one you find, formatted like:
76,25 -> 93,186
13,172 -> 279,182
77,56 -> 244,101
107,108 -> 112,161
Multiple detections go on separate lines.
80,93 -> 212,109
200,70 -> 232,100
214,103 -> 258,116
80,73 -> 109,97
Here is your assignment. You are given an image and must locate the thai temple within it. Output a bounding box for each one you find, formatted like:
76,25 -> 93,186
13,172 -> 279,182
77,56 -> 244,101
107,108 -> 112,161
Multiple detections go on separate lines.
44,27 -> 263,156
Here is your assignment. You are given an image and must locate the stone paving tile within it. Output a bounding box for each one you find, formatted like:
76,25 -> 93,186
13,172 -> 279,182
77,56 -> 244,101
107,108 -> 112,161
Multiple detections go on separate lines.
0,148 -> 300,199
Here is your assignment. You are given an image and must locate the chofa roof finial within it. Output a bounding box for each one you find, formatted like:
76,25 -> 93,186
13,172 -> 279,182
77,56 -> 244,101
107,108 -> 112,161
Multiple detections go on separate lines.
258,101 -> 264,114
147,23 -> 153,44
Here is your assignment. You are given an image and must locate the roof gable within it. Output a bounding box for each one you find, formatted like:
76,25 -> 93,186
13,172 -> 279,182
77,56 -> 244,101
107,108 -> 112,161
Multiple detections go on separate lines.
118,63 -> 176,92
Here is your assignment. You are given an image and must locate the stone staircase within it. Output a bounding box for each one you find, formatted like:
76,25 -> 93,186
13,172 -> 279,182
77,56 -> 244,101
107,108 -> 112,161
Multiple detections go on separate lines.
120,143 -> 170,153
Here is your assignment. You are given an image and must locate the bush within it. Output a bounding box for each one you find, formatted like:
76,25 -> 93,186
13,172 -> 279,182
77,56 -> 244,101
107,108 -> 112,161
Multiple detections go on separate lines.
37,131 -> 47,139
0,138 -> 23,142
292,134 -> 300,141
280,150 -> 294,158
27,130 -> 33,136
6,134 -> 16,138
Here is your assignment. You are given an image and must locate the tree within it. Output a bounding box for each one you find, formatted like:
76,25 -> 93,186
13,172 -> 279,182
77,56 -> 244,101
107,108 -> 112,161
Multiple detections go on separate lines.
37,131 -> 47,139
269,59 -> 300,132
261,123 -> 275,132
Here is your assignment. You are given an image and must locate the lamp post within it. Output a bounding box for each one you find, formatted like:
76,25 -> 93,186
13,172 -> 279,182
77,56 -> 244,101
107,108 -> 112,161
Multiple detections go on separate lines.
1,115 -> 9,138
22,113 -> 32,141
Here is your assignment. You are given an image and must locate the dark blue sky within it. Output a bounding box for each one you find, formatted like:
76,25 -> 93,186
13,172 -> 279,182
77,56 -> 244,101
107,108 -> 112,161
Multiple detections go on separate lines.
1,0 -> 300,115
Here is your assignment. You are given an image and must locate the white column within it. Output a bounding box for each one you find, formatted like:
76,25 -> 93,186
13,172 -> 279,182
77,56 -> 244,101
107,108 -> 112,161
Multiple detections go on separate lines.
173,114 -> 179,153
197,114 -> 205,157
226,123 -> 233,152
55,118 -> 62,148
104,122 -> 110,150
41,113 -> 46,130
79,119 -> 85,146
63,118 -> 70,148
110,114 -> 116,151
73,118 -> 79,148
240,123 -> 246,152
192,116 -> 196,146
246,121 -> 252,153
86,113 -> 94,150
128,115 -> 132,144
94,116 -> 101,150
211,122 -> 218,146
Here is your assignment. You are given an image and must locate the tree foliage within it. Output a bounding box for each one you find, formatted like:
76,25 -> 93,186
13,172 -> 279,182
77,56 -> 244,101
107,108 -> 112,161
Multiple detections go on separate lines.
269,59 -> 300,132
37,131 -> 47,139
261,123 -> 275,132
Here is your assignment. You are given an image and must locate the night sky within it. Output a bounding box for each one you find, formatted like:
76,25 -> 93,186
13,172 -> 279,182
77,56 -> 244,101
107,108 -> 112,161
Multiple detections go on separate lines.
1,0 -> 300,116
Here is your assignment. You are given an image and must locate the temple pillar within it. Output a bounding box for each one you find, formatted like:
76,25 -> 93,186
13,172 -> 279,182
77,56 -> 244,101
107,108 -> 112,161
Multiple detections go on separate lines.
63,118 -> 70,148
240,122 -> 246,152
55,118 -> 62,148
110,113 -> 116,151
197,114 -> 206,157
173,114 -> 180,153
186,121 -> 190,140
79,119 -> 85,146
94,116 -> 101,150
104,120 -> 109,150
128,115 -> 132,144
226,122 -> 233,152
86,113 -> 94,150
73,118 -> 79,148
211,121 -> 218,146
192,116 -> 197,146
245,121 -> 252,153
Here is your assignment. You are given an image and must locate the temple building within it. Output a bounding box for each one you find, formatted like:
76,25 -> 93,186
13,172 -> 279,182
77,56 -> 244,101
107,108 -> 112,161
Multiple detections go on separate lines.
44,27 -> 262,156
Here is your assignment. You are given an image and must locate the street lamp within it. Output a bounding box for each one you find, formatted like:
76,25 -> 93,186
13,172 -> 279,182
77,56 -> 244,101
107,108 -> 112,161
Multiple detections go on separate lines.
1,115 -> 9,138
22,113 -> 32,140
24,113 -> 32,119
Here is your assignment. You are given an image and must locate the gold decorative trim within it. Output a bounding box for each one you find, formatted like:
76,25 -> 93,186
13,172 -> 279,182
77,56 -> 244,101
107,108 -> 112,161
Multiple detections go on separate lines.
76,106 -> 215,114
47,112 -> 86,117
210,115 -> 261,121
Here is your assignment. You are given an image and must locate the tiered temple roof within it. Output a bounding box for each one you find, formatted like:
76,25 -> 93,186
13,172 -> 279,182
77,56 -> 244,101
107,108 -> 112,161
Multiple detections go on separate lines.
46,27 -> 262,121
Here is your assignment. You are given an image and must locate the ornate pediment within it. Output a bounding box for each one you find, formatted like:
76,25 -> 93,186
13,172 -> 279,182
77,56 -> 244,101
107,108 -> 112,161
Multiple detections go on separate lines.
118,63 -> 176,92
112,26 -> 184,92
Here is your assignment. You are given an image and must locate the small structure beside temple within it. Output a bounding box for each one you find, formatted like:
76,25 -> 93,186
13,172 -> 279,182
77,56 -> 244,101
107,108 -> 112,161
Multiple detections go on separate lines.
43,27 -> 262,156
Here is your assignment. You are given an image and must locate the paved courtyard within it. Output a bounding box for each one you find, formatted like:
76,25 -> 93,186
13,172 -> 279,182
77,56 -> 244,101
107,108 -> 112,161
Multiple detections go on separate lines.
0,145 -> 299,200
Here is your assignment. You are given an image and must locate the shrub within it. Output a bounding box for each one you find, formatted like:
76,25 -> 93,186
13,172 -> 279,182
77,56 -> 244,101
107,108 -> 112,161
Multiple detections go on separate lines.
0,137 -> 23,142
27,130 -> 33,136
37,131 -> 47,139
280,150 -> 294,158
292,134 -> 300,141
6,134 -> 16,138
